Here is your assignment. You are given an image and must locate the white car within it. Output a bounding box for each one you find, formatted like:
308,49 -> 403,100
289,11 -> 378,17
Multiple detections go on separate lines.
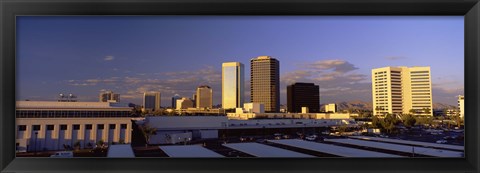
305,135 -> 317,141
436,140 -> 448,144
50,151 -> 73,158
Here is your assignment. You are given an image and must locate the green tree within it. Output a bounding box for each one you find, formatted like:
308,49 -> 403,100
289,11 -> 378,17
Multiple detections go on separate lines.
140,125 -> 157,148
401,114 -> 417,128
371,116 -> 382,128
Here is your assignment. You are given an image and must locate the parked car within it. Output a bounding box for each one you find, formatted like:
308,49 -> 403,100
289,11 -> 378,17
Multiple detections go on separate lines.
50,151 -> 73,158
305,135 -> 317,141
436,139 -> 448,144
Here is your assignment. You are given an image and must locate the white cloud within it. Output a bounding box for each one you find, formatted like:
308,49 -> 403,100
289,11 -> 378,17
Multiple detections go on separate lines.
104,55 -> 115,61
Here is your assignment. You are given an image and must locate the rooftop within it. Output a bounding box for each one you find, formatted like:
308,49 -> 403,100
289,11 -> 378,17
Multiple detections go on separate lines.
16,101 -> 131,109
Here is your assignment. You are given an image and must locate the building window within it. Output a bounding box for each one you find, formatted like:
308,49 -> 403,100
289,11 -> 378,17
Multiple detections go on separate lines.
85,124 -> 92,130
97,124 -> 104,130
109,124 -> 116,130
60,125 -> 67,130
120,124 -> 127,129
46,125 -> 54,131
73,124 -> 80,130
32,125 -> 40,131
18,125 -> 26,131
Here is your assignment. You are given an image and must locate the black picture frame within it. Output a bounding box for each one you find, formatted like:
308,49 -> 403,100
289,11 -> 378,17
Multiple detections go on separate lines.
1,0 -> 479,172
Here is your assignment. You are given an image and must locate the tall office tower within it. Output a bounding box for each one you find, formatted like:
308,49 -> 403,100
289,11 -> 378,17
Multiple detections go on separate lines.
171,94 -> 181,108
250,56 -> 280,113
458,95 -> 464,118
286,83 -> 320,113
372,66 -> 433,116
196,85 -> 213,109
143,92 -> 161,111
99,91 -> 120,103
222,62 -> 245,109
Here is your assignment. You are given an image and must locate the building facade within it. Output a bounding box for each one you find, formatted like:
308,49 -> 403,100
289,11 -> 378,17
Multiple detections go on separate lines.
196,85 -> 213,109
171,94 -> 182,109
222,62 -> 245,109
143,92 -> 161,112
99,91 -> 120,103
176,97 -> 194,110
372,66 -> 433,116
325,103 -> 337,113
458,95 -> 464,119
250,56 -> 280,113
287,83 -> 320,113
16,101 -> 132,152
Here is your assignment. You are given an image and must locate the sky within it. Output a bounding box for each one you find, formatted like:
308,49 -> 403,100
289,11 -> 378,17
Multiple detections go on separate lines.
16,16 -> 464,106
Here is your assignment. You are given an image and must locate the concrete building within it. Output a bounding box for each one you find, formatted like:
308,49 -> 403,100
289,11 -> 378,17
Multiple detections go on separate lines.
15,101 -> 132,152
141,116 -> 351,144
243,103 -> 265,113
176,97 -> 194,110
250,56 -> 280,113
171,94 -> 182,109
287,83 -> 320,113
372,66 -> 433,116
222,62 -> 245,109
99,90 -> 120,103
143,92 -> 160,112
227,112 -> 355,120
458,95 -> 464,119
196,85 -> 213,109
176,108 -> 225,116
325,103 -> 337,113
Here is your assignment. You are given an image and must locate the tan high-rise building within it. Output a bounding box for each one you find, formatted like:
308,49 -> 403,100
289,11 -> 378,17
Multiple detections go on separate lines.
250,56 -> 280,113
372,66 -> 433,116
143,92 -> 160,112
196,85 -> 213,109
458,95 -> 464,119
222,62 -> 245,109
99,91 -> 120,103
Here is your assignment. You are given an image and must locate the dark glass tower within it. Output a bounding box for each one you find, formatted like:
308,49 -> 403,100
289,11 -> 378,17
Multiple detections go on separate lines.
287,83 -> 320,113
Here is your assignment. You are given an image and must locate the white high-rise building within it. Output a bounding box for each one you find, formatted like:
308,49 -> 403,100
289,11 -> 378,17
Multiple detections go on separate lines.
372,66 -> 433,116
222,62 -> 245,109
143,92 -> 160,112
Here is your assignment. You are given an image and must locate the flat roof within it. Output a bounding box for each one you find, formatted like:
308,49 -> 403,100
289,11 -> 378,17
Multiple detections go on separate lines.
349,136 -> 464,151
16,101 -> 131,109
324,138 -> 463,157
268,139 -> 403,158
222,142 -> 314,158
159,145 -> 224,158
107,144 -> 135,158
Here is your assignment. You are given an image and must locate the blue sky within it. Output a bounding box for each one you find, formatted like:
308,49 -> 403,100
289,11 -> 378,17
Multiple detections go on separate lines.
16,16 -> 464,106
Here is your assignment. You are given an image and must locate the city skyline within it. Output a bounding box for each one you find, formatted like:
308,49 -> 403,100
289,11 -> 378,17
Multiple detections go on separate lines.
17,16 -> 464,106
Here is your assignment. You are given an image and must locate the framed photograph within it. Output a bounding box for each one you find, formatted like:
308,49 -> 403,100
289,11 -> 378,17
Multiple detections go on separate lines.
1,0 -> 479,173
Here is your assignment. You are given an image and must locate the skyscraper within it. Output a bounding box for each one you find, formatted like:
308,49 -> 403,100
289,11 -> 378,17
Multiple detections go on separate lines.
372,66 -> 433,116
99,91 -> 120,103
143,92 -> 160,111
287,83 -> 320,113
250,56 -> 280,113
171,94 -> 181,108
222,62 -> 245,109
196,85 -> 213,109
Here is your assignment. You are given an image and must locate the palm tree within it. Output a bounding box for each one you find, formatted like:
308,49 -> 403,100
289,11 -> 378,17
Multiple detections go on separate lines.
140,125 -> 157,148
